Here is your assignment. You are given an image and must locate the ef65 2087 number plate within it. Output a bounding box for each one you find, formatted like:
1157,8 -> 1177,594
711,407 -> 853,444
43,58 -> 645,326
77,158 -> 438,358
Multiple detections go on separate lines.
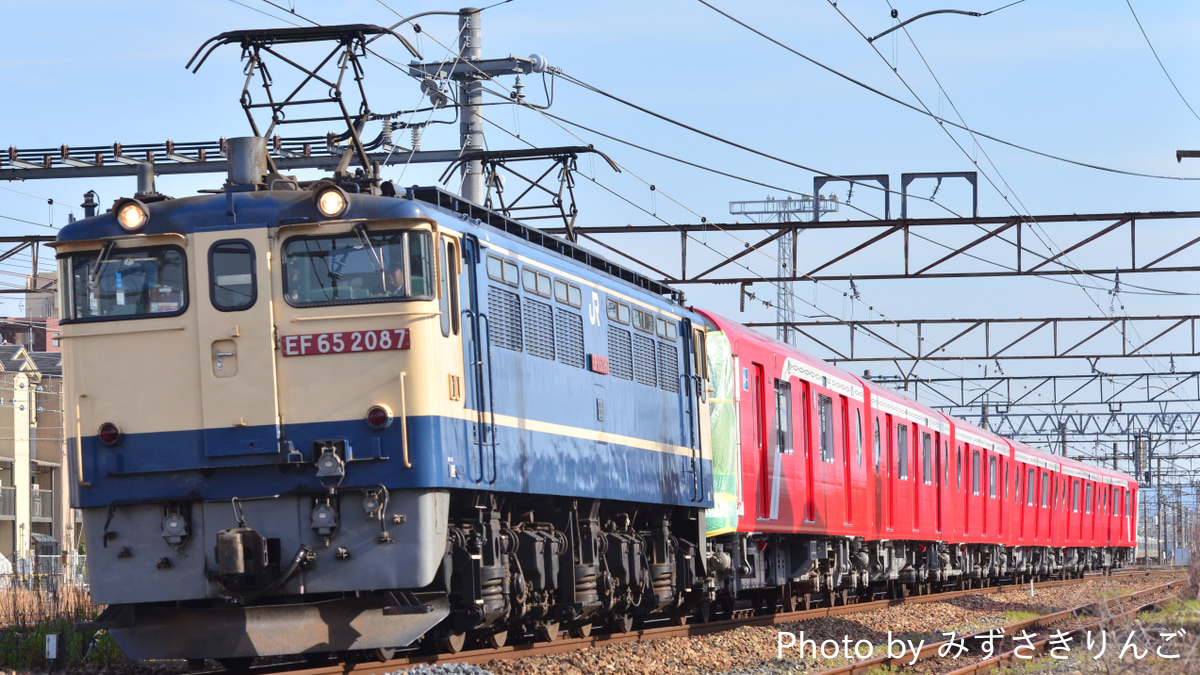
281,329 -> 411,357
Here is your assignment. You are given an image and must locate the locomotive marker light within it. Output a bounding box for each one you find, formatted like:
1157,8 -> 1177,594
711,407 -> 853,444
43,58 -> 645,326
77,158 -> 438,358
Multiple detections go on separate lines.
98,422 -> 122,446
366,404 -> 393,430
314,184 -> 349,218
113,198 -> 148,231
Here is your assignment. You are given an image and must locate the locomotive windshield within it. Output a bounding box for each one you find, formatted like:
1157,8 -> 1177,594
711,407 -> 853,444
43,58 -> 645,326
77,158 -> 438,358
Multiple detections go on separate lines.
283,228 -> 433,306
63,246 -> 187,321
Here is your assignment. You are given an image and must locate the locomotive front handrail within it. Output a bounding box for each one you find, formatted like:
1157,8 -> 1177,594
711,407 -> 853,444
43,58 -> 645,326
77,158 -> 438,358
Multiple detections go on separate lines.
400,371 -> 411,469
478,313 -> 498,484
74,394 -> 91,487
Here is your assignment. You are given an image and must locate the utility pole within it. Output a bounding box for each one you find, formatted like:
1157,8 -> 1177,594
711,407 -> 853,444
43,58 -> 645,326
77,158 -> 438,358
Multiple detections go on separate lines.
458,7 -> 484,203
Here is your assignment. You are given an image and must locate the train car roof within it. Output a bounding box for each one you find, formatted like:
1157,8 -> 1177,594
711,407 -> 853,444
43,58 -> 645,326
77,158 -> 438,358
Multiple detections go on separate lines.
54,183 -> 686,306
1009,439 -> 1062,472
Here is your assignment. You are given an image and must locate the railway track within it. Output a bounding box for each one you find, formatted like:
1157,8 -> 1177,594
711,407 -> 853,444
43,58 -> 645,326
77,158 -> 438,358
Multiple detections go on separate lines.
210,567 -> 1186,675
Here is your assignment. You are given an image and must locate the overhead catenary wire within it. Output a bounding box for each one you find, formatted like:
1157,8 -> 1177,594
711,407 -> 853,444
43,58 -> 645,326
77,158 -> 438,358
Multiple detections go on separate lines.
1124,0 -> 1200,126
853,0 -> 1190,381
693,0 -> 1200,183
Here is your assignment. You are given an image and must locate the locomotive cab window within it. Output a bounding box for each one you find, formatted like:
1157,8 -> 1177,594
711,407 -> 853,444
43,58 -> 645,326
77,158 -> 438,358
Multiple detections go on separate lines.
209,240 -> 256,312
284,228 -> 433,306
63,245 -> 187,321
439,237 -> 461,337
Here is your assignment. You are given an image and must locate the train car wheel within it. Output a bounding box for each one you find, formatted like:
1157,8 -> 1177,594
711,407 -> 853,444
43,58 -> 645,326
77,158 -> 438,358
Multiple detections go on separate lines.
485,630 -> 509,649
536,621 -> 560,643
372,647 -> 396,662
569,622 -> 593,638
437,632 -> 467,653
783,593 -> 797,612
611,614 -> 635,633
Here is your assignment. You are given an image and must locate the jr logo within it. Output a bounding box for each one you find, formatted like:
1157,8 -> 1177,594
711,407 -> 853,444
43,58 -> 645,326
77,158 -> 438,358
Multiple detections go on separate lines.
589,291 -> 601,325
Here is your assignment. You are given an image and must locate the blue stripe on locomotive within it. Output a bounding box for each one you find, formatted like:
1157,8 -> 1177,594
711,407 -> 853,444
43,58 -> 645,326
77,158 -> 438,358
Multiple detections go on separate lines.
70,414 -> 712,508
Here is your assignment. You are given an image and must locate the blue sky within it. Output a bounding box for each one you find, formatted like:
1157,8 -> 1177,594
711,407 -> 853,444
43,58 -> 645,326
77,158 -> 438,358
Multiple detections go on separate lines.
3,0 -> 1200,386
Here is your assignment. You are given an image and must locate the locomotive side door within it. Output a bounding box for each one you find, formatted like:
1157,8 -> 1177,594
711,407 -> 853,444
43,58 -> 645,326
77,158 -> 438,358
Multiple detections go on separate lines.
460,235 -> 496,483
195,229 -> 281,458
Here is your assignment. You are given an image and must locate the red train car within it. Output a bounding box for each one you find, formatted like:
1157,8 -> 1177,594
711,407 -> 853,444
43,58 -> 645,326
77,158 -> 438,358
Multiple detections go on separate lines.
701,310 -> 1137,605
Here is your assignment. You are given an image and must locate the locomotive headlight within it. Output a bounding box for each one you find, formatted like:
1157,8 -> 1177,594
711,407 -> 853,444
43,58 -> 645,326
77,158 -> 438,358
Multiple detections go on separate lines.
315,185 -> 348,218
366,404 -> 393,430
113,198 -> 149,231
98,422 -> 122,446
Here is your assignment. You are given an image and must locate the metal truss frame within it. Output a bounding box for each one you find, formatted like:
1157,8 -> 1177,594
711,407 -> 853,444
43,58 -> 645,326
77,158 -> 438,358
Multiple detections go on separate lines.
747,315 -> 1200,364
545,210 -> 1200,284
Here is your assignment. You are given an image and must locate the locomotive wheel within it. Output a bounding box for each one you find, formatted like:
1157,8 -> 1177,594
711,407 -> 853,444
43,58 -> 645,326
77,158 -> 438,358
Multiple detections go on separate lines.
670,610 -> 689,626
372,647 -> 396,662
570,622 -> 593,638
783,593 -> 797,613
536,621 -> 560,643
611,613 -> 635,633
695,601 -> 713,623
838,589 -> 849,605
437,631 -> 467,653
485,630 -> 508,649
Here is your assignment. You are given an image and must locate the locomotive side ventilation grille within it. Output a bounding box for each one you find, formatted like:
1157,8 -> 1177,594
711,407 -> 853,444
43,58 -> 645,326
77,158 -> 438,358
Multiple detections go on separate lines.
607,327 -> 633,380
488,287 -> 523,352
524,298 -> 555,360
633,334 -> 657,387
657,342 -> 680,393
556,309 -> 584,368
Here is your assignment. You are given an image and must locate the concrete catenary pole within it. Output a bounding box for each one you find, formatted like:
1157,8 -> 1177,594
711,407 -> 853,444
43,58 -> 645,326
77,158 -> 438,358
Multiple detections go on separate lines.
459,7 -> 484,203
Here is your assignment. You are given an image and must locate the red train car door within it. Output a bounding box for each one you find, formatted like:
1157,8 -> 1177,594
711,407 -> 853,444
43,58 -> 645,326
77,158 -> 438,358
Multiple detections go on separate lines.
841,395 -> 852,524
885,414 -> 894,530
935,434 -> 944,534
752,363 -> 768,518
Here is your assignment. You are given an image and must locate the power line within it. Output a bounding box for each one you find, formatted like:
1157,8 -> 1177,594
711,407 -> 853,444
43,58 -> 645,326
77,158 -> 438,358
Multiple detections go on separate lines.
1124,0 -> 1200,125
692,0 -> 1200,183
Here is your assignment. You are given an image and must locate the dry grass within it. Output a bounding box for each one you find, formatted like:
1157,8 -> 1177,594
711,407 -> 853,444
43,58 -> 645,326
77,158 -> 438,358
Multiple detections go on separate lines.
0,582 -> 98,627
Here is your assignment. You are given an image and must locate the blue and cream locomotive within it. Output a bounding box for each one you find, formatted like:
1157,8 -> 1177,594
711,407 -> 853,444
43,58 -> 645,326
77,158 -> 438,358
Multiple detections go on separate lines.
63,138 -> 714,660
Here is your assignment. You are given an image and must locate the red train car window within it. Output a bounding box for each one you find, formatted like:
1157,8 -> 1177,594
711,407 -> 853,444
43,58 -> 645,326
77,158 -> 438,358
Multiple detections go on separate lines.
897,424 -> 909,479
1073,480 -> 1080,512
988,455 -> 997,498
1042,472 -> 1050,507
1084,483 -> 1092,514
873,417 -> 881,474
921,432 -> 932,485
971,450 -> 980,495
818,395 -> 834,463
774,380 -> 792,455
1027,468 -> 1035,506
855,410 -> 863,468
